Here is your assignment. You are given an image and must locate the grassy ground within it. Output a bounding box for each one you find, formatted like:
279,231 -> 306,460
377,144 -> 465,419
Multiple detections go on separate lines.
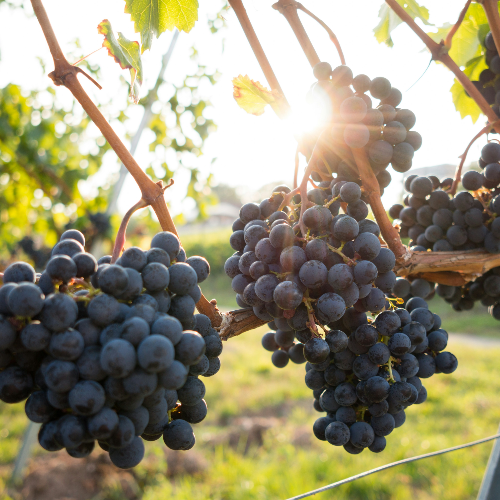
0,329 -> 499,500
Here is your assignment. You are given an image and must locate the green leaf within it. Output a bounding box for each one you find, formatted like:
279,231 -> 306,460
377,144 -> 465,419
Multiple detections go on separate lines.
427,4 -> 488,67
232,75 -> 286,116
450,54 -> 487,122
124,0 -> 199,53
374,0 -> 432,47
98,19 -> 143,104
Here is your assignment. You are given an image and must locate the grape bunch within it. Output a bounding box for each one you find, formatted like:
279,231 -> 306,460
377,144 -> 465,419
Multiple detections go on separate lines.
225,180 -> 458,453
306,62 -> 422,191
394,259 -> 500,318
265,296 -> 456,454
471,31 -> 500,118
226,181 -> 396,333
387,139 -> 500,317
389,173 -> 495,252
0,229 -> 222,469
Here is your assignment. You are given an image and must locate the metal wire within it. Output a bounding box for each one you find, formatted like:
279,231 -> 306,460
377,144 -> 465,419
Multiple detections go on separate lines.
286,433 -> 500,500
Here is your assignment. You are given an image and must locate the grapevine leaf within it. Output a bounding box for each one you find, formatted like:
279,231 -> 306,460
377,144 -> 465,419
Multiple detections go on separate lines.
427,4 -> 488,67
124,0 -> 198,53
374,0 -> 432,47
450,54 -> 486,122
98,20 -> 143,104
232,75 -> 285,116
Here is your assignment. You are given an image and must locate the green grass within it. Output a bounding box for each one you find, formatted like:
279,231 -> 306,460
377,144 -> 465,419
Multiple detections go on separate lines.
429,296 -> 500,337
1,330 -> 499,500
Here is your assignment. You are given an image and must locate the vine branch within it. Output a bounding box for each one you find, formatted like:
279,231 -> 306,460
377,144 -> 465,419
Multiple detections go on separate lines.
228,0 -> 290,117
111,199 -> 149,264
351,147 -> 410,262
385,0 -> 500,133
30,0 -> 222,328
481,0 -> 500,57
451,121 -> 497,195
444,0 -> 472,49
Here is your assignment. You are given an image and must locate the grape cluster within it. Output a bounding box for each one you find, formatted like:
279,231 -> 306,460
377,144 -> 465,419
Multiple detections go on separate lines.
226,182 -> 396,336
265,296 -> 456,454
0,229 -> 222,468
225,180 -> 458,453
395,261 -> 500,318
471,31 -> 500,118
389,173 -> 495,252
307,62 -> 421,191
388,139 -> 500,317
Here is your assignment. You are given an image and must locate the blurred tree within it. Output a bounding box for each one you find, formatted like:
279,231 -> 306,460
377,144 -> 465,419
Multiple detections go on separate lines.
0,4 -> 225,268
211,183 -> 243,207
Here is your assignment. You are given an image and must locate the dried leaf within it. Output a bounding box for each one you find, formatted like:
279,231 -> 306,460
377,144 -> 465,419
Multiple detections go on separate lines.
232,75 -> 284,116
98,19 -> 143,104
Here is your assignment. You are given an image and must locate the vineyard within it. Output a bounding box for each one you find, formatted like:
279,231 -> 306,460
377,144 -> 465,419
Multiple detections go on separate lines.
2,0 -> 500,498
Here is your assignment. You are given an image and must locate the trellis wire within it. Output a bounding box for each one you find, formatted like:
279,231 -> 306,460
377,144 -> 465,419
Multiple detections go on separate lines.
285,433 -> 500,500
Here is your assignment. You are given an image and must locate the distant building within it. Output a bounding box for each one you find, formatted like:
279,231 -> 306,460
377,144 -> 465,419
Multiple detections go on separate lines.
205,202 -> 240,226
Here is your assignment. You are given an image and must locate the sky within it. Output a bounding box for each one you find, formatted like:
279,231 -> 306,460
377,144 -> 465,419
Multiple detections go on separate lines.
0,0 -> 489,217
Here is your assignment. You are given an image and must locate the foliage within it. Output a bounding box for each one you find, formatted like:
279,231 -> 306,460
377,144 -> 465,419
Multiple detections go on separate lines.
373,1 -> 500,121
232,75 -> 285,116
429,3 -> 490,123
124,0 -> 199,52
0,84 -> 110,261
98,19 -> 143,104
374,0 -> 432,47
0,5 -> 224,267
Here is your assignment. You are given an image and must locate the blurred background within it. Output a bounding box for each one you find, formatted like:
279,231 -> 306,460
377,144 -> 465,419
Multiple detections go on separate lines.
1,1 -> 500,499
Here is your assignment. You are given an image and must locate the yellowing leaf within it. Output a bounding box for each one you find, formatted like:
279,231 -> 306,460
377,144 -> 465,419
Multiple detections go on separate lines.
232,75 -> 285,116
450,55 -> 487,123
124,0 -> 198,53
451,79 -> 482,122
374,0 -> 432,47
98,20 -> 143,104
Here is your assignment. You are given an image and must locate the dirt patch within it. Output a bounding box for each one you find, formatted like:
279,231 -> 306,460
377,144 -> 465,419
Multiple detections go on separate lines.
205,416 -> 280,454
17,450 -> 139,500
217,398 -> 312,426
164,449 -> 207,477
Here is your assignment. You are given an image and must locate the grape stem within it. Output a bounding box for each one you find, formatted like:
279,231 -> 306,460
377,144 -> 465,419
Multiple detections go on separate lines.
277,186 -> 301,212
272,0 -> 320,67
444,0 -> 472,49
386,358 -> 396,384
450,121 -> 498,195
298,131 -> 330,236
302,292 -> 321,336
481,0 -> 500,58
385,0 -> 500,132
110,198 -> 149,264
350,147 -> 410,263
293,146 -> 300,190
325,242 -> 353,265
293,2 -> 346,66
